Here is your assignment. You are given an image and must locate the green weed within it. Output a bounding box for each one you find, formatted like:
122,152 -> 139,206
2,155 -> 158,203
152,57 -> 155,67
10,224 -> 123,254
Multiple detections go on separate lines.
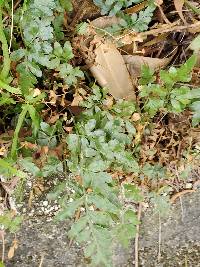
0,0 -> 199,266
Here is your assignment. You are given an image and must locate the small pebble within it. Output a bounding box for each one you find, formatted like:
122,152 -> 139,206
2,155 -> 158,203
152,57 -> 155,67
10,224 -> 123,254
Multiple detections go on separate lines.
49,206 -> 55,211
43,200 -> 48,207
41,207 -> 45,212
27,181 -> 32,187
46,217 -> 53,222
185,183 -> 192,189
22,208 -> 26,213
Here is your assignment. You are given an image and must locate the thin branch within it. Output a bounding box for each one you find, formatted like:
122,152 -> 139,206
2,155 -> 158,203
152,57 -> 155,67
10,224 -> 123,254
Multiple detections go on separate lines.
38,254 -> 45,267
158,212 -> 161,262
170,189 -> 195,204
118,20 -> 200,42
135,202 -> 142,267
9,0 -> 14,53
140,21 -> 200,37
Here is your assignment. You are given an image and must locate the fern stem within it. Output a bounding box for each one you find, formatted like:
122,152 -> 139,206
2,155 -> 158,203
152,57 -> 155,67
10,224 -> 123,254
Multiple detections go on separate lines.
0,7 -> 11,80
11,105 -> 29,159
0,79 -> 21,94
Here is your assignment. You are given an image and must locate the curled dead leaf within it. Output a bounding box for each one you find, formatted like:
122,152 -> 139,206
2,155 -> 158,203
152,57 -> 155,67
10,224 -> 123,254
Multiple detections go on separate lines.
125,0 -> 148,14
71,94 -> 83,106
123,55 -> 173,77
132,113 -> 141,122
8,246 -> 15,259
33,88 -> 41,97
0,145 -> 7,156
8,239 -> 18,259
21,141 -> 37,150
64,126 -> 73,133
47,114 -> 60,124
174,0 -> 187,24
49,90 -> 58,105
90,16 -> 121,29
89,40 -> 136,99
103,96 -> 114,109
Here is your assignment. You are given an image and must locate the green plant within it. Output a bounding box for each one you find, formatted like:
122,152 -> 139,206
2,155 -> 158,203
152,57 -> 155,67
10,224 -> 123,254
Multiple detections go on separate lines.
122,5 -> 155,32
0,2 -> 21,94
0,160 -> 24,235
0,159 -> 26,178
12,0 -> 83,87
48,88 -> 142,266
0,0 -> 199,266
2,0 -> 85,159
104,5 -> 156,35
139,55 -> 200,119
190,101 -> 200,126
19,156 -> 63,178
0,211 -> 22,233
141,163 -> 167,180
93,0 -> 144,16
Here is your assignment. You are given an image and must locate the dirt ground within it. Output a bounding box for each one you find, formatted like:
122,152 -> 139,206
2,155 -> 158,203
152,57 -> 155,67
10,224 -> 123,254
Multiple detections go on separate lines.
2,189 -> 200,267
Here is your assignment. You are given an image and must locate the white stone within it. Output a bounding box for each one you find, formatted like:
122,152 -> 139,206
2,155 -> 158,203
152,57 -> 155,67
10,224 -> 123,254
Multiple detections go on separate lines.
185,183 -> 192,189
43,200 -> 48,206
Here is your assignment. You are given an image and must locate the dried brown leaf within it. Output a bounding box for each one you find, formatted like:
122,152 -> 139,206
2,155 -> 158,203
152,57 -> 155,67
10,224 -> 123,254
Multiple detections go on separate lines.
49,90 -> 58,105
47,114 -> 60,124
125,0 -> 148,14
21,141 -> 37,150
131,113 -> 141,122
0,145 -> 7,156
8,239 -> 18,260
71,94 -> 83,106
91,16 -> 121,29
8,246 -> 15,259
33,88 -> 41,97
123,55 -> 172,77
174,0 -> 187,24
90,41 -> 135,99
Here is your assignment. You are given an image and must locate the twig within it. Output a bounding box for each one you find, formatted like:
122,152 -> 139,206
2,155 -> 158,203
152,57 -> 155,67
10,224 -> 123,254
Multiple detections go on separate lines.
158,212 -> 161,262
139,21 -> 200,37
179,196 -> 184,223
157,5 -> 172,25
170,189 -> 195,204
9,0 -> 14,53
38,254 -> 44,267
118,20 -> 200,42
14,0 -> 22,10
134,202 -> 142,267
